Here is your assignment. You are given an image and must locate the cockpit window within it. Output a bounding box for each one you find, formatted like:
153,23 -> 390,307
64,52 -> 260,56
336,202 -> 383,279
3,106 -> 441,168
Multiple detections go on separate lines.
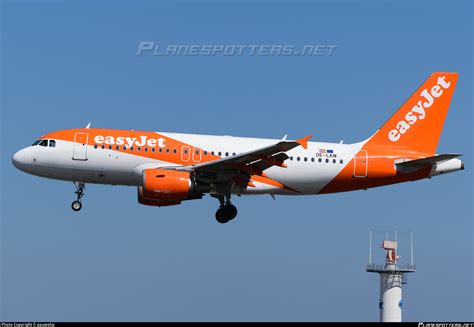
32,140 -> 41,146
49,140 -> 56,147
39,140 -> 48,147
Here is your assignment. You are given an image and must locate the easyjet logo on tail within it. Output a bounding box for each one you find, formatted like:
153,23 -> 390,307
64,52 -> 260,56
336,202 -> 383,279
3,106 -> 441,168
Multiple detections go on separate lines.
94,135 -> 166,148
388,76 -> 451,142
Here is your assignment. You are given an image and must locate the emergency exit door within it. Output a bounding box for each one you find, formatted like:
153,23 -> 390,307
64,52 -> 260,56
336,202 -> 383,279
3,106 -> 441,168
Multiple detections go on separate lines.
73,132 -> 89,161
353,150 -> 368,178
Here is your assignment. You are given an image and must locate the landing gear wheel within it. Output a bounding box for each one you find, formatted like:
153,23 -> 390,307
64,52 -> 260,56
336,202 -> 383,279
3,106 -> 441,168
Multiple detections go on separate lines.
224,204 -> 238,220
214,204 -> 238,223
215,208 -> 228,224
71,200 -> 82,212
211,192 -> 237,224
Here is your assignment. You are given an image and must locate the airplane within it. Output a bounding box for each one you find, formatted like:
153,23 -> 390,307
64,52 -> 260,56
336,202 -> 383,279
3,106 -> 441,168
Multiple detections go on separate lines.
12,72 -> 464,223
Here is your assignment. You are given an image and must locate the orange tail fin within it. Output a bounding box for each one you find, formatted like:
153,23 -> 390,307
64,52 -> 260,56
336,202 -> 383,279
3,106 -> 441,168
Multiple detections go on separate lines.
366,72 -> 458,155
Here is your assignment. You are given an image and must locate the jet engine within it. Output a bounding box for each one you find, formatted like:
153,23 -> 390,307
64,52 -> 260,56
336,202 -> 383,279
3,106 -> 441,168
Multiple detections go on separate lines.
137,168 -> 204,207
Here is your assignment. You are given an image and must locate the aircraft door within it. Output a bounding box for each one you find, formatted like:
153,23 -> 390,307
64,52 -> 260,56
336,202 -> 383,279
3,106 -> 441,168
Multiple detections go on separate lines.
73,132 -> 89,161
353,150 -> 368,178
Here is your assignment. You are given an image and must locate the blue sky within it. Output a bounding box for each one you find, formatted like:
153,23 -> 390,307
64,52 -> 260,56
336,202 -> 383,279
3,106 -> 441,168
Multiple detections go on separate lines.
1,0 -> 472,322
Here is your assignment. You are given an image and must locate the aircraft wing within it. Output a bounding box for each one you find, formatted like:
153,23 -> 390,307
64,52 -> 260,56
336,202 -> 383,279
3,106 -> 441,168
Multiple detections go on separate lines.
395,153 -> 462,173
190,135 -> 311,173
161,135 -> 311,189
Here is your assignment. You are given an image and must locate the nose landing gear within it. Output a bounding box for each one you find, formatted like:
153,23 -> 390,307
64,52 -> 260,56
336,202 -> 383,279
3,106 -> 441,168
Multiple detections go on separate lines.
71,182 -> 85,212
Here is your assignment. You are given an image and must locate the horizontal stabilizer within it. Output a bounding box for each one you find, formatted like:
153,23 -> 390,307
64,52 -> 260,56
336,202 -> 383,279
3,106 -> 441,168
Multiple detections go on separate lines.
395,153 -> 462,173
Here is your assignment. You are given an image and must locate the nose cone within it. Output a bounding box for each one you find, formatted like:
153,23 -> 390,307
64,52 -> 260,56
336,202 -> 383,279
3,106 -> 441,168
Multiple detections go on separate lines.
12,148 -> 29,171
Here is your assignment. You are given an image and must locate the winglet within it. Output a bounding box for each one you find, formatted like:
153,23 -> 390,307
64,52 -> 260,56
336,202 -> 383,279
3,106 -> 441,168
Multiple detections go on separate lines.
296,135 -> 312,149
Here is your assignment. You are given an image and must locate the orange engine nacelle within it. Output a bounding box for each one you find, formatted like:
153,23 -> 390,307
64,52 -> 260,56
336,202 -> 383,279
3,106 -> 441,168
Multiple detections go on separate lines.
142,169 -> 195,201
138,169 -> 204,207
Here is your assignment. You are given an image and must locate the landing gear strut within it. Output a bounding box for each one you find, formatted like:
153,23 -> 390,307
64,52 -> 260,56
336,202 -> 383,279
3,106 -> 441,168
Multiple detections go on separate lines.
213,194 -> 238,224
71,182 -> 85,212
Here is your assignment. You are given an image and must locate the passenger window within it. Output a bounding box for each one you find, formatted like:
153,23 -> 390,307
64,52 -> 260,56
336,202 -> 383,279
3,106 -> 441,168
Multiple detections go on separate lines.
218,152 -> 222,156
297,157 -> 300,161
145,148 -> 148,152
233,152 -> 236,156
115,145 -> 119,150
49,140 -> 56,147
32,140 -> 41,146
204,151 -> 207,155
108,145 -> 112,150
101,145 -> 105,149
333,159 -> 336,164
340,159 -> 344,164
137,147 -> 141,152
94,144 -> 98,149
225,152 -> 229,157
318,158 -> 322,163
152,148 -> 155,152
39,140 -> 48,147
304,157 -> 308,162
311,158 -> 315,162
325,158 -> 329,163
159,148 -> 162,153
174,149 -> 177,154
290,156 -> 293,161
211,151 -> 215,155
123,146 -> 127,151
130,147 -> 134,151
166,149 -> 170,153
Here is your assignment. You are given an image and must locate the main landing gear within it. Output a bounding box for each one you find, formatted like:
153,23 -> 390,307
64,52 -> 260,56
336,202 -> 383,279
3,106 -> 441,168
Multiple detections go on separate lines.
71,182 -> 85,212
213,194 -> 238,224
